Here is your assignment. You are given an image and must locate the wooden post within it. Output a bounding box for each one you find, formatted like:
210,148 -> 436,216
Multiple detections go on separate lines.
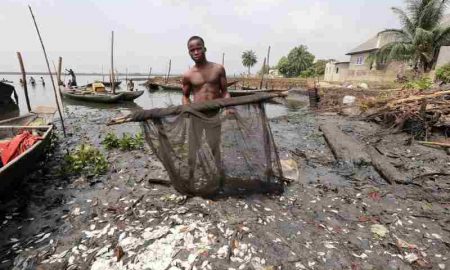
57,56 -> 62,86
222,53 -> 225,66
165,59 -> 171,84
16,52 -> 31,112
147,67 -> 152,80
28,5 -> 66,136
52,60 -> 65,109
259,57 -> 266,89
111,31 -> 115,94
265,46 -> 271,89
126,67 -> 128,91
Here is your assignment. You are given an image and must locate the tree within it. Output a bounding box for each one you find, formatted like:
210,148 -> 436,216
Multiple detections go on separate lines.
242,50 -> 258,75
312,59 -> 328,76
277,45 -> 315,77
371,0 -> 450,72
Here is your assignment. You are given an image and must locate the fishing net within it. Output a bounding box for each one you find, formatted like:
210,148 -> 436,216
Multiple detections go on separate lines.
128,93 -> 285,197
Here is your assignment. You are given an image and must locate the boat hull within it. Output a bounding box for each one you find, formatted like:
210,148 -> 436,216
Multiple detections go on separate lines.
60,88 -> 124,103
0,125 -> 53,194
61,87 -> 143,103
117,90 -> 144,101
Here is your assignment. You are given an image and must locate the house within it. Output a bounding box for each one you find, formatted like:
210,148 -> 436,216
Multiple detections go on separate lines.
325,33 -> 406,82
325,14 -> 450,82
324,61 -> 349,81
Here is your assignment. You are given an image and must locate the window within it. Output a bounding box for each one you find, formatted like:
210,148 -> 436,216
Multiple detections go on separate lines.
355,56 -> 364,65
336,67 -> 339,74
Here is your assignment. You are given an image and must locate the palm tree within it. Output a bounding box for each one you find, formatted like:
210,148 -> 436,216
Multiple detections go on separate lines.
371,0 -> 450,72
242,50 -> 258,75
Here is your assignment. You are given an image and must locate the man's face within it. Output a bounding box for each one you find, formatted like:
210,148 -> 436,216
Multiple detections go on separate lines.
188,39 -> 206,62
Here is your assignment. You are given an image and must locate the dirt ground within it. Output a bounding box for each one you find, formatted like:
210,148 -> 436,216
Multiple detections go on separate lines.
0,90 -> 449,270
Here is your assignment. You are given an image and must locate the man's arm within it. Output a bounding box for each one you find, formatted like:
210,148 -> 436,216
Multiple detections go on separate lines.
182,73 -> 191,105
220,65 -> 230,99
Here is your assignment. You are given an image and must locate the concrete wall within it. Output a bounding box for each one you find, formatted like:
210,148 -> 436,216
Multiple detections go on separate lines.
325,60 -> 407,82
324,62 -> 349,81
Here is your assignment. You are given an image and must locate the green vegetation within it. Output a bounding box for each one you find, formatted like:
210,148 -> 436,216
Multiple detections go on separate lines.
435,63 -> 450,83
370,0 -> 450,72
241,50 -> 258,75
404,77 -> 433,90
65,144 -> 108,175
277,45 -> 315,77
298,59 -> 331,78
102,132 -> 144,151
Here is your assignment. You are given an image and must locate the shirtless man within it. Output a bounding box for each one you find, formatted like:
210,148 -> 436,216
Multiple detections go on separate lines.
182,36 -> 230,104
182,36 -> 230,193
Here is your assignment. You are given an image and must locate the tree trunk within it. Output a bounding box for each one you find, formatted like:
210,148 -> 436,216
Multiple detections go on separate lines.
248,66 -> 250,76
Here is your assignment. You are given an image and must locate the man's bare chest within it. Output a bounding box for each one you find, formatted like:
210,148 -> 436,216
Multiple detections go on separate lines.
190,71 -> 220,87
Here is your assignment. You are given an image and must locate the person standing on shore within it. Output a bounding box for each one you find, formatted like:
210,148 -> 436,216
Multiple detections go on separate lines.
181,36 -> 231,193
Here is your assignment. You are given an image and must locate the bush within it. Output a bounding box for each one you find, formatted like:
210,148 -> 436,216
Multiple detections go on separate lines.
65,144 -> 108,175
299,68 -> 316,78
102,132 -> 144,151
435,63 -> 450,83
404,77 -> 433,90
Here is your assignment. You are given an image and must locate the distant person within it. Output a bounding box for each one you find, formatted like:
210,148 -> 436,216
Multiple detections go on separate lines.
67,79 -> 72,88
29,77 -> 36,86
40,77 -> 45,86
65,68 -> 77,87
19,78 -> 24,86
128,79 -> 135,91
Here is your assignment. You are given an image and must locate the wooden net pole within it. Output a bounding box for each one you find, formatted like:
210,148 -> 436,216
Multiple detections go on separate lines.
16,52 -> 31,112
28,5 -> 66,136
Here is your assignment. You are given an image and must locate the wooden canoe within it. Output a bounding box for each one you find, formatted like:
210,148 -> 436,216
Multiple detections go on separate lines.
117,90 -> 144,101
0,106 -> 56,126
60,87 -> 125,103
0,125 -> 53,194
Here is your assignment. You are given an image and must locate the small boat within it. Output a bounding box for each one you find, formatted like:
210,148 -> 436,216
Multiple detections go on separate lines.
60,87 -> 124,103
0,79 -> 13,84
0,125 -> 53,193
0,106 -> 56,126
0,82 -> 17,105
0,103 -> 19,122
118,90 -> 144,101
0,107 -> 56,194
83,81 -> 122,88
60,86 -> 143,103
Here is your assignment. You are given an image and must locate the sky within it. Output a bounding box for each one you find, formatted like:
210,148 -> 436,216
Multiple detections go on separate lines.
0,0 -> 405,75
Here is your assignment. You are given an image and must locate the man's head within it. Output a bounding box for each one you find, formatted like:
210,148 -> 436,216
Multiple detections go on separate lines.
187,36 -> 206,63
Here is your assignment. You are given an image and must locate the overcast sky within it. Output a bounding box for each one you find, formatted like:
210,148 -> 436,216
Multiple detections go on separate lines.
1,0 -> 406,75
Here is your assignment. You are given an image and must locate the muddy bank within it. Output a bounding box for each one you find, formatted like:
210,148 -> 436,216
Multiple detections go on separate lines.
0,98 -> 449,270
